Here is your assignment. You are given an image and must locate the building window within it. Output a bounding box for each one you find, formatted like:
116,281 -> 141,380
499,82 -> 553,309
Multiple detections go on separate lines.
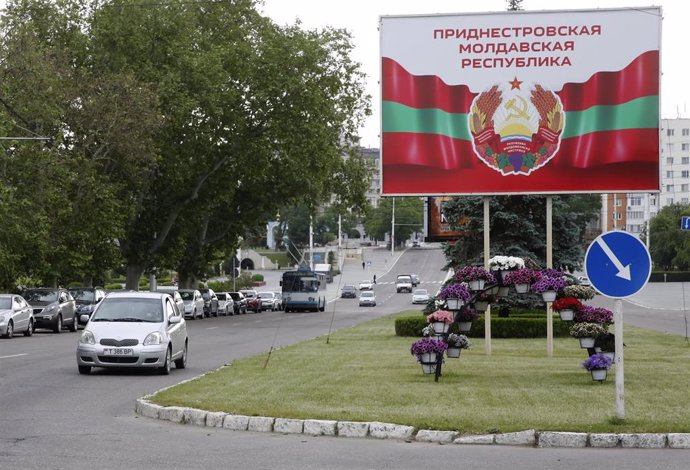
683,157 -> 690,164
667,171 -> 674,178
667,185 -> 674,192
683,184 -> 689,192
667,197 -> 674,205
683,171 -> 690,178
616,212 -> 622,220
630,197 -> 641,206
684,143 -> 690,152
615,198 -> 622,206
683,129 -> 689,136
683,198 -> 689,204
668,129 -> 675,136
667,157 -> 673,164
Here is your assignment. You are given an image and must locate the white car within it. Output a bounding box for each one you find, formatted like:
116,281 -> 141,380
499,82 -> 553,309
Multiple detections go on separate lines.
359,280 -> 373,290
411,288 -> 430,305
578,276 -> 592,287
76,291 -> 188,375
359,290 -> 376,307
215,292 -> 233,316
257,291 -> 281,311
0,294 -> 34,338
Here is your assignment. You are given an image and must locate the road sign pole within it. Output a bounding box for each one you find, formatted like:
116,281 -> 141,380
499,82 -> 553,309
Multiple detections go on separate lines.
614,298 -> 625,419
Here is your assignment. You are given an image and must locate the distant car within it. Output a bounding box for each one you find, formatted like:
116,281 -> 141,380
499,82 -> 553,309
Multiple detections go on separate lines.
274,292 -> 284,311
0,294 -> 34,338
412,288 -> 430,305
215,292 -> 233,316
69,287 -> 107,327
341,285 -> 357,298
359,290 -> 376,307
257,291 -> 280,311
412,240 -> 420,247
24,287 -> 78,333
76,291 -> 188,375
359,280 -> 373,290
410,274 -> 420,287
199,288 -> 219,317
178,289 -> 204,320
228,292 -> 248,314
578,276 -> 592,287
240,289 -> 261,313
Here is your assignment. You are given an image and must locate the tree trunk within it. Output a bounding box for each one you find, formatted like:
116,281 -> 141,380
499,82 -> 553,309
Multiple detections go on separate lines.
126,264 -> 145,291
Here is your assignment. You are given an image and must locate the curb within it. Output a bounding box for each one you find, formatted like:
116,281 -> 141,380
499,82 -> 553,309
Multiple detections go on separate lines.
134,398 -> 690,449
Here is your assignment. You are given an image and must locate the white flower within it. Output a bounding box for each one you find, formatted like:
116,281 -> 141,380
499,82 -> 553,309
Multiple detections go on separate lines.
488,255 -> 525,271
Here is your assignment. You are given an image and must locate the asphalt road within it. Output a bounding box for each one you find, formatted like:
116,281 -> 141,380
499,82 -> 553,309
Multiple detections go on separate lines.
1,247 -> 688,469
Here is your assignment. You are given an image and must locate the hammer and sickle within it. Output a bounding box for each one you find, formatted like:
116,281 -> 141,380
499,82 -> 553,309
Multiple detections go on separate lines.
504,96 -> 530,120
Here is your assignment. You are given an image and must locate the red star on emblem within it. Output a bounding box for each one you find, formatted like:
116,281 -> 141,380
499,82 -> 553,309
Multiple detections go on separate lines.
509,77 -> 522,90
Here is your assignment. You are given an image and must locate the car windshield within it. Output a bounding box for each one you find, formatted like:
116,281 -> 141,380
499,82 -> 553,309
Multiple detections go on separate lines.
24,290 -> 58,302
414,289 -> 428,295
241,291 -> 255,298
229,293 -> 240,300
343,286 -> 355,291
69,289 -> 95,303
0,298 -> 11,309
258,292 -> 273,299
179,291 -> 195,301
361,292 -> 374,298
216,293 -> 226,300
91,298 -> 164,322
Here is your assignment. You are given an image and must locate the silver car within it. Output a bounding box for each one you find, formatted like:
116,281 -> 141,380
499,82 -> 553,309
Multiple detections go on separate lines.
23,287 -> 78,333
178,289 -> 204,320
76,291 -> 188,375
0,294 -> 35,338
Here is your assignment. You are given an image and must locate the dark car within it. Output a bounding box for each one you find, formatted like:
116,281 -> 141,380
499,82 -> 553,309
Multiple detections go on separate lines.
24,287 -> 78,333
228,292 -> 248,314
68,286 -> 107,327
199,288 -> 219,317
340,285 -> 357,298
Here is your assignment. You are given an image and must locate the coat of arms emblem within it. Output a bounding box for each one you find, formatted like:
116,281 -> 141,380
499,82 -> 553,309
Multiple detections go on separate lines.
469,78 -> 564,176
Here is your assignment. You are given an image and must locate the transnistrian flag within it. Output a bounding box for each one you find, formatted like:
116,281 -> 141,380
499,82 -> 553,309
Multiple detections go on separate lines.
380,7 -> 661,195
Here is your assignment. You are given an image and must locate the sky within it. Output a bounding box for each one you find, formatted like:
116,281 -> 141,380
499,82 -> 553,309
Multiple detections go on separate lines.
260,0 -> 689,148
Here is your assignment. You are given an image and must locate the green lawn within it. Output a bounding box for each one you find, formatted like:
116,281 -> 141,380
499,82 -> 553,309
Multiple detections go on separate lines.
150,312 -> 690,434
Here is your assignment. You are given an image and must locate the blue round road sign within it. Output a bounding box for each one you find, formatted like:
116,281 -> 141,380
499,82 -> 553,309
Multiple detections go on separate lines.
584,230 -> 651,299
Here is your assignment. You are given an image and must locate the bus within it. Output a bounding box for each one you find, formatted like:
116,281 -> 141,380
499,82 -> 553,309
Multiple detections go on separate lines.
280,267 -> 327,312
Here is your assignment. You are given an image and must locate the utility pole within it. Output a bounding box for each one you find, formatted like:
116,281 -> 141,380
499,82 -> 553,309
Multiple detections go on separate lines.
391,197 -> 395,256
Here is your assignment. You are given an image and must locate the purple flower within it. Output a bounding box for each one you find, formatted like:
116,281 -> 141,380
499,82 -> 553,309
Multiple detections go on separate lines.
457,306 -> 480,322
454,266 -> 496,283
410,338 -> 448,357
437,283 -> 471,301
582,353 -> 613,371
503,268 -> 542,285
574,305 -> 613,324
531,273 -> 567,293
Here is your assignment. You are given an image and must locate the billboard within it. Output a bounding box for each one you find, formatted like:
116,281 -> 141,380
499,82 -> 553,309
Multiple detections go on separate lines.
380,8 -> 661,195
424,197 -> 467,241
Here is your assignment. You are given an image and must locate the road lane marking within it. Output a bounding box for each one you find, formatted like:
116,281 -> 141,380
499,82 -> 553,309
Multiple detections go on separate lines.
0,353 -> 28,360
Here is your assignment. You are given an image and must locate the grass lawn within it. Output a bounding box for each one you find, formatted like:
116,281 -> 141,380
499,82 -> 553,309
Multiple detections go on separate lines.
150,312 -> 690,434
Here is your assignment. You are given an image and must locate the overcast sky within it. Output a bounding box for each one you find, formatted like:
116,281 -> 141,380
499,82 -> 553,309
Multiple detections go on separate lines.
261,0 -> 688,148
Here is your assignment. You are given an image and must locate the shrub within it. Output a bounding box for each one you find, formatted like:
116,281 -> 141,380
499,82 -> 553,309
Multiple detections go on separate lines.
105,283 -> 123,290
251,274 -> 264,282
395,315 -> 571,338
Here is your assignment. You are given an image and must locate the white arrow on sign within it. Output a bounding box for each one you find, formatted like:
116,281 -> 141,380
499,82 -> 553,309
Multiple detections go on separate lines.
595,237 -> 631,280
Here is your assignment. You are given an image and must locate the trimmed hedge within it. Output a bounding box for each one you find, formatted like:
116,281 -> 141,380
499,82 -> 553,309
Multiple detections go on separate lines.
649,271 -> 690,282
395,314 -> 571,338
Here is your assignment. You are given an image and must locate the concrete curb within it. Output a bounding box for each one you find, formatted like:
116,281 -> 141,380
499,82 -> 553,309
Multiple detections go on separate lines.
134,398 -> 689,449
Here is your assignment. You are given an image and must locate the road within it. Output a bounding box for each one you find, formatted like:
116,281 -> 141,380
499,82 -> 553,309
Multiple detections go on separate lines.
0,246 -> 687,470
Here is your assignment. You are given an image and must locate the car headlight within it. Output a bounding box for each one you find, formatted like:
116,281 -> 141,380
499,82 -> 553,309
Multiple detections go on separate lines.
0,315 -> 5,324
78,305 -> 94,313
79,330 -> 95,345
144,332 -> 163,345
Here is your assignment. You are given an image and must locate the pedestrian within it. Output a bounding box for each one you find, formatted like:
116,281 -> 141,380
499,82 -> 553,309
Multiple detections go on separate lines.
362,261 -> 365,270
373,274 -> 377,284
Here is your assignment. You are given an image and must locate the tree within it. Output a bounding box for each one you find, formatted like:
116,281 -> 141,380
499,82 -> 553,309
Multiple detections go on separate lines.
441,195 -> 600,271
649,203 -> 690,270
506,0 -> 523,11
363,197 -> 423,245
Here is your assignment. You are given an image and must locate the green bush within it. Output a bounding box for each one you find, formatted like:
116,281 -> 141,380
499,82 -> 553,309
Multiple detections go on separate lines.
394,314 -> 571,338
105,283 -> 123,290
251,273 -> 264,282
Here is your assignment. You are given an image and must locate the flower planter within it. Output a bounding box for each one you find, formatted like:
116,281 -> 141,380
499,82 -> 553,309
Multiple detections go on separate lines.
458,321 -> 472,332
579,337 -> 596,348
499,269 -> 515,283
419,352 -> 437,374
514,283 -> 530,294
541,290 -> 557,302
474,301 -> 489,312
558,309 -> 574,321
446,347 -> 461,358
431,321 -> 450,335
468,279 -> 485,291
590,368 -> 608,382
445,298 -> 464,310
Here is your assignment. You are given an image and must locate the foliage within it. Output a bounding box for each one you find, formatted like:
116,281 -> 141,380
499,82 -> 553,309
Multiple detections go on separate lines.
446,333 -> 471,349
442,195 -> 600,272
551,297 -> 582,312
426,310 -> 454,324
562,285 -> 597,300
582,353 -> 613,371
455,266 -> 496,283
410,338 -> 448,358
395,314 -> 572,338
363,197 -> 423,245
574,305 -> 613,325
489,255 -> 525,271
594,333 -> 616,352
457,307 -> 480,322
251,274 -> 264,282
649,203 -> 690,269
568,322 -> 608,339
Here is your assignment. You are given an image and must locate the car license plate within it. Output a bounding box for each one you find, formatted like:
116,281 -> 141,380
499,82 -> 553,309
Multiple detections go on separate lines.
103,348 -> 134,356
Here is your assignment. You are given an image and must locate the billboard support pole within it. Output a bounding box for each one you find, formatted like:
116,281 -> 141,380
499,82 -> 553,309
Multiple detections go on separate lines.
483,197 -> 492,355
546,196 -> 554,357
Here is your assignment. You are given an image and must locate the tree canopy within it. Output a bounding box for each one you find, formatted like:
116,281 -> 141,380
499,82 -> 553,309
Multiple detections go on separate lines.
649,203 -> 690,270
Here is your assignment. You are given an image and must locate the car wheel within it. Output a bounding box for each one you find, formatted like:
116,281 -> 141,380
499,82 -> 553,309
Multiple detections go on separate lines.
23,319 -> 34,337
174,341 -> 188,369
53,314 -> 63,334
158,347 -> 171,375
78,365 -> 91,375
3,320 -> 13,338
69,314 -> 78,332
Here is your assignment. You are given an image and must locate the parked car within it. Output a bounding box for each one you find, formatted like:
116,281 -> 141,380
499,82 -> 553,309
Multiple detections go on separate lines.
0,294 -> 34,338
155,287 -> 185,316
198,288 -> 219,317
274,292 -> 284,311
178,289 -> 204,320
359,290 -> 376,307
411,288 -> 430,304
258,291 -> 281,311
228,291 -> 248,314
341,285 -> 357,298
24,287 -> 78,333
240,289 -> 261,313
359,280 -> 373,290
76,291 -> 188,375
578,276 -> 592,287
215,292 -> 233,316
69,286 -> 107,327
